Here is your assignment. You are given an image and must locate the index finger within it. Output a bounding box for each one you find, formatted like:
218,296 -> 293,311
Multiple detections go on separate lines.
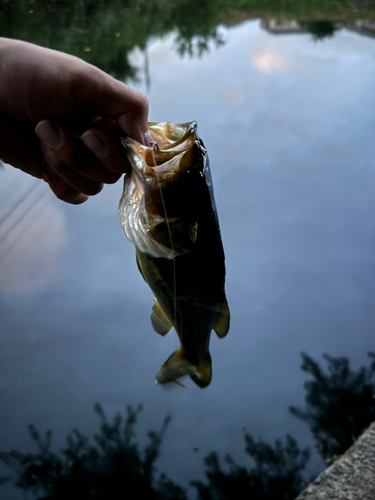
70,66 -> 149,144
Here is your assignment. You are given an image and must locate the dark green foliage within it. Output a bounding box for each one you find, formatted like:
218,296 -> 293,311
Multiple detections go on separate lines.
190,434 -> 310,500
0,1 -> 374,80
0,403 -> 186,500
0,0 -> 227,79
299,21 -> 338,40
290,352 -> 375,460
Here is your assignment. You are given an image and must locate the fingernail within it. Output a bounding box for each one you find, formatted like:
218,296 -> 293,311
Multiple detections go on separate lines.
81,131 -> 107,158
144,131 -> 153,148
35,120 -> 62,149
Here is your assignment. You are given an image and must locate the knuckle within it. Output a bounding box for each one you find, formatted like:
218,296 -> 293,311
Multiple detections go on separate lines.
59,190 -> 88,205
104,172 -> 122,184
48,159 -> 64,176
69,63 -> 103,101
53,183 -> 75,203
81,182 -> 103,196
133,92 -> 149,116
56,191 -> 71,203
57,136 -> 89,173
57,137 -> 76,162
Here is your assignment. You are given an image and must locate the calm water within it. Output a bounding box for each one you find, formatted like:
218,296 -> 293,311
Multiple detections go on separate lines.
1,4 -> 375,499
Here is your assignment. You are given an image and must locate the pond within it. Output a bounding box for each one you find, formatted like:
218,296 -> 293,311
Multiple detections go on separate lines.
1,1 -> 375,499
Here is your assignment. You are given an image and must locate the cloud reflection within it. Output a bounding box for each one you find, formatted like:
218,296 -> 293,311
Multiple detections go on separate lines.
251,49 -> 289,73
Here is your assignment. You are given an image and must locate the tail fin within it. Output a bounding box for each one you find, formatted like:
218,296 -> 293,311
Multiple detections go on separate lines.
156,349 -> 197,385
190,353 -> 212,388
156,349 -> 212,388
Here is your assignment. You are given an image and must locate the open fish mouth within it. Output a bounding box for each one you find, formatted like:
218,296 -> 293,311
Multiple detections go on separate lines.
148,121 -> 198,151
119,121 -> 205,259
121,121 -> 199,174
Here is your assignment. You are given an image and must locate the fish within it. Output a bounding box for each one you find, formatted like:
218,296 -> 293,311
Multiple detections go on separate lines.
119,121 -> 229,388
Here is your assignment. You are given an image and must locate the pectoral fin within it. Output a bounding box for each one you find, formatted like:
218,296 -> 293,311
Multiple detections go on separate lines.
213,299 -> 230,338
151,300 -> 173,336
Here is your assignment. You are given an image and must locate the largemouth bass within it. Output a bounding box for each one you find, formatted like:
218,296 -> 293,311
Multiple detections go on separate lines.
119,121 -> 229,388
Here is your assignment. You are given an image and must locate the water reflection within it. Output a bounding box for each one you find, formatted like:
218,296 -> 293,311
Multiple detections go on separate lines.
191,435 -> 310,500
251,48 -> 289,73
0,1 -> 374,81
0,404 -> 186,500
1,350 -> 374,498
290,352 -> 375,460
0,168 -> 67,294
262,20 -> 338,41
1,1 -> 375,499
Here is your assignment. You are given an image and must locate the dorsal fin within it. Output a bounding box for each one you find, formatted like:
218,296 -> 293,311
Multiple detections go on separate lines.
151,300 -> 173,336
213,299 -> 230,338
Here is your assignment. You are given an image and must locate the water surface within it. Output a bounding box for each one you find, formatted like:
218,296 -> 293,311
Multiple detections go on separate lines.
1,4 -> 375,498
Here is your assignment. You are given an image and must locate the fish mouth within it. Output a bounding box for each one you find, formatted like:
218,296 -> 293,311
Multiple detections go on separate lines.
122,121 -> 200,175
119,121 -> 206,259
149,122 -> 198,151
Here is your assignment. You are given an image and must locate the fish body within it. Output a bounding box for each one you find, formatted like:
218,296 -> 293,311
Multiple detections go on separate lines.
119,122 -> 229,388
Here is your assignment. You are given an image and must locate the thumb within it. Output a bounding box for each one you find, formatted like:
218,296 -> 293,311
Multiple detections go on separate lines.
72,66 -> 150,145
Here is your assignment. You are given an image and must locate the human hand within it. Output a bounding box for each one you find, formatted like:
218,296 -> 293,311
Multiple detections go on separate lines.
0,38 -> 151,204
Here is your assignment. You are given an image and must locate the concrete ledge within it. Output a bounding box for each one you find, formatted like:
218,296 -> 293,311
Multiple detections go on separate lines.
296,421 -> 375,500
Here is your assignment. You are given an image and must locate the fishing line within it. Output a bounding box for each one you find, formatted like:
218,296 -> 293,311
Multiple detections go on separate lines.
0,189 -> 48,249
0,194 -> 50,267
0,180 -> 40,228
150,142 -> 177,328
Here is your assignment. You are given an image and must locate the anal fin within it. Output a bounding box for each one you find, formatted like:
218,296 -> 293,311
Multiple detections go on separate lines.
151,300 -> 173,336
213,299 -> 230,338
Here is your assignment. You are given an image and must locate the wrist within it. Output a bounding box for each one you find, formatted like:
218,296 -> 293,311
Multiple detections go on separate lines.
0,38 -> 32,119
0,38 -> 16,114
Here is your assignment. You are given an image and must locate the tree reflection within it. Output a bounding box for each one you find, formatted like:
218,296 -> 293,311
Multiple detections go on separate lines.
1,351 -> 375,498
0,406 -> 310,500
0,0 -> 226,81
299,21 -> 338,40
1,1 -> 374,81
290,352 -> 375,460
191,434 -> 310,500
0,403 -> 186,499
